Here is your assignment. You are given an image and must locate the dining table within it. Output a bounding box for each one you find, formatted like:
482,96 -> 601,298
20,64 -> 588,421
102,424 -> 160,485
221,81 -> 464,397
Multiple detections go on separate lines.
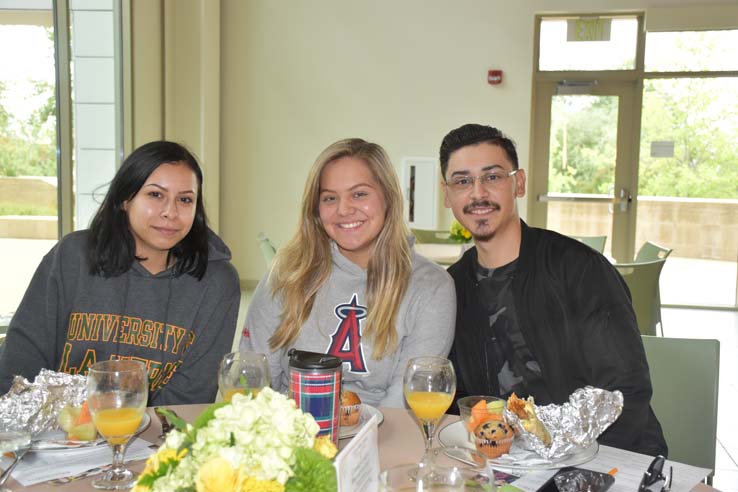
3,405 -> 719,492
413,243 -> 466,266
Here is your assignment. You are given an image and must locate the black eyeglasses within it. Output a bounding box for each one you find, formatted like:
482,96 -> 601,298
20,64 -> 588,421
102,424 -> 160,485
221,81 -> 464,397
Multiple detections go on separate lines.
638,455 -> 673,492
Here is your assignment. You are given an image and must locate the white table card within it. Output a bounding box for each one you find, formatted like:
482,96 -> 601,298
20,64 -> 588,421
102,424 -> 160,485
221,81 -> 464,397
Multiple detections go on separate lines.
334,414 -> 380,492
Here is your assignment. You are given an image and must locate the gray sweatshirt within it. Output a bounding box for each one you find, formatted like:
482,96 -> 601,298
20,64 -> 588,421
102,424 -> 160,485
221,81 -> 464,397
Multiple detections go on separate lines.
242,242 -> 456,408
0,230 -> 241,405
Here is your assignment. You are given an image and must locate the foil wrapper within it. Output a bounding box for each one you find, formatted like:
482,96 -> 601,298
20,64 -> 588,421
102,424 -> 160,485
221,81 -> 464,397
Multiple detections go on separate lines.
0,369 -> 87,435
554,469 -> 614,492
503,386 -> 623,460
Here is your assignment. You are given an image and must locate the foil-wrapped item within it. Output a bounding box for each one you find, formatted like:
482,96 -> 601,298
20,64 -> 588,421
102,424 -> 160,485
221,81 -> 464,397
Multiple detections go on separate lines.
554,469 -> 614,492
503,386 -> 623,460
0,369 -> 87,435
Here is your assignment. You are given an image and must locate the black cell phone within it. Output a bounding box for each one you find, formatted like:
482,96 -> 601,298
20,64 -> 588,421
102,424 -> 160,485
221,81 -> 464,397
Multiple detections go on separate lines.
537,467 -> 615,492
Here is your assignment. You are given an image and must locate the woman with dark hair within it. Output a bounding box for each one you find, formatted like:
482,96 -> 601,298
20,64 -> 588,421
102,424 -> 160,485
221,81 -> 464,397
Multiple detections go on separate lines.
0,141 -> 240,405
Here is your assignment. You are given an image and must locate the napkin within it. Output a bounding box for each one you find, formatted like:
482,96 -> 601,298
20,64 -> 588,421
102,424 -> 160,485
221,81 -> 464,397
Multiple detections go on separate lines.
0,438 -> 154,486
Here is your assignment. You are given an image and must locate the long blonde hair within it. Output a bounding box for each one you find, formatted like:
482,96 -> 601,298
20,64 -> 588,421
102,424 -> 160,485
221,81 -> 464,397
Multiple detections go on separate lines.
268,138 -> 412,359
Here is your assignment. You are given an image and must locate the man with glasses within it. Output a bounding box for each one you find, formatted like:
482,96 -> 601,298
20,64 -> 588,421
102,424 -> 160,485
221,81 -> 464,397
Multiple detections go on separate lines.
441,123 -> 667,456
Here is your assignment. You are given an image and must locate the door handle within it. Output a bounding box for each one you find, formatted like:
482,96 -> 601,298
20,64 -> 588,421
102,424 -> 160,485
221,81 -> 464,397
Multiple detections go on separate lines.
616,188 -> 632,213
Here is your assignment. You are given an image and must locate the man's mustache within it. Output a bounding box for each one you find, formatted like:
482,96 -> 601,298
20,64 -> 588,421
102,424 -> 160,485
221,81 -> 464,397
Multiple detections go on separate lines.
463,201 -> 500,214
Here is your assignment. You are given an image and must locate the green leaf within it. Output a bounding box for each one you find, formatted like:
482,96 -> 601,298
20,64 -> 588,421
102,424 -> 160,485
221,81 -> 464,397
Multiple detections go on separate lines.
193,402 -> 229,430
155,408 -> 188,432
285,447 -> 337,492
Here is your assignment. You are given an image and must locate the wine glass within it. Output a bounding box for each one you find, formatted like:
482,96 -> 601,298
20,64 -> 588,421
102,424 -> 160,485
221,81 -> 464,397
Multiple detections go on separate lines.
0,429 -> 31,492
403,356 -> 456,452
218,351 -> 271,402
87,359 -> 148,490
380,462 -> 494,491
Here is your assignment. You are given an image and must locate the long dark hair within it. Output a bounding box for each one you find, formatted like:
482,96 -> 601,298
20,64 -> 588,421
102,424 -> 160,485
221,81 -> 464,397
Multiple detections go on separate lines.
88,141 -> 209,279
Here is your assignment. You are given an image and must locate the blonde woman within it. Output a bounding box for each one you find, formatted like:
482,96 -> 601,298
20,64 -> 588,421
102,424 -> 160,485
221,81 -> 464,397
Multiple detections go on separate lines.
242,138 -> 455,407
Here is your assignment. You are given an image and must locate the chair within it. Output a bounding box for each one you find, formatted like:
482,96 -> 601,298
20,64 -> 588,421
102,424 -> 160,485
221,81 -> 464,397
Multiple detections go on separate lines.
641,336 -> 719,477
231,288 -> 253,352
614,259 -> 666,336
568,235 -> 607,253
636,241 -> 673,262
257,232 -> 277,266
634,241 -> 672,334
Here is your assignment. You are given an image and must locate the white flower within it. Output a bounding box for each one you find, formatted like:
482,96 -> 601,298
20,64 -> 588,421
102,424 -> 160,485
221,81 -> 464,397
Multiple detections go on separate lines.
139,388 -> 324,490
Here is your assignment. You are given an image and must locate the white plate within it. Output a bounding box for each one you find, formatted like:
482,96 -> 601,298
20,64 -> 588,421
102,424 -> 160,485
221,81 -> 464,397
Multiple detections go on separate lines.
31,412 -> 151,452
339,404 -> 384,439
438,420 -> 598,471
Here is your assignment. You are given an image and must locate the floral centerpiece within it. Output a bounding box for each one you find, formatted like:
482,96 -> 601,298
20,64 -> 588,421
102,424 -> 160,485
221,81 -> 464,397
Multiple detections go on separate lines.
134,388 -> 337,492
449,219 -> 472,243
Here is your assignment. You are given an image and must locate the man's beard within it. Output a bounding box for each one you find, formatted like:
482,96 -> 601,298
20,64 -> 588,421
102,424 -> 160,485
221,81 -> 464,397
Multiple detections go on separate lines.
462,200 -> 499,242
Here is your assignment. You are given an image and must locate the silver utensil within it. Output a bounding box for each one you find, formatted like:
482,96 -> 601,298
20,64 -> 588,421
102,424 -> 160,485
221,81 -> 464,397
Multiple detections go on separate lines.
154,407 -> 177,440
0,447 -> 29,490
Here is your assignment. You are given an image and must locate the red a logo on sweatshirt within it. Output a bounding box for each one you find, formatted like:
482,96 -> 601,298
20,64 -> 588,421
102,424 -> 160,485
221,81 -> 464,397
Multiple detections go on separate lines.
326,294 -> 368,373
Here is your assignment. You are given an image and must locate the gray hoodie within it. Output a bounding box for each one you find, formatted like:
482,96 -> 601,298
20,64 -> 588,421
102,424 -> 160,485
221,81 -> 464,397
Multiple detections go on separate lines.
0,229 -> 240,405
242,242 -> 456,408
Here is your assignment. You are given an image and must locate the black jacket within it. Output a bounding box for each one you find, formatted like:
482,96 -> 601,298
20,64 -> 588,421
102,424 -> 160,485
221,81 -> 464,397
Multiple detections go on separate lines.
448,221 -> 667,457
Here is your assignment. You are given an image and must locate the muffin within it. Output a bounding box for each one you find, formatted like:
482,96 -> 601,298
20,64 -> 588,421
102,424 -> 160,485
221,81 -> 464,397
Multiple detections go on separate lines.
340,390 -> 362,427
474,420 -> 514,459
457,395 -> 505,441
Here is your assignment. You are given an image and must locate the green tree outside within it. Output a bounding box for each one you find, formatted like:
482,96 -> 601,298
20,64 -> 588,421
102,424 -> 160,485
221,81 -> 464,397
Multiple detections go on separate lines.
548,78 -> 738,199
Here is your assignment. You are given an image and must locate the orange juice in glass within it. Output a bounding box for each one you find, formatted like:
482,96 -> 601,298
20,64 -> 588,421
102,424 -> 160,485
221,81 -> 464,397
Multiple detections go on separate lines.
403,357 -> 456,453
218,351 -> 270,402
222,387 -> 261,403
87,359 -> 148,490
93,407 -> 145,445
405,391 -> 454,422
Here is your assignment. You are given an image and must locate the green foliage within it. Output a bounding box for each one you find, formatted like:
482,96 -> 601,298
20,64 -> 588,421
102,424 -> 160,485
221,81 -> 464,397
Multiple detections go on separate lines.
0,202 -> 56,216
548,71 -> 738,199
638,78 -> 738,199
548,95 -> 618,195
0,29 -> 56,178
285,448 -> 337,492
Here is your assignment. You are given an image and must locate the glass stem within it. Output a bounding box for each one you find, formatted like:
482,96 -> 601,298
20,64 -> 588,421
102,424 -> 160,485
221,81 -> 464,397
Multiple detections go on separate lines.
109,443 -> 128,479
421,422 -> 435,451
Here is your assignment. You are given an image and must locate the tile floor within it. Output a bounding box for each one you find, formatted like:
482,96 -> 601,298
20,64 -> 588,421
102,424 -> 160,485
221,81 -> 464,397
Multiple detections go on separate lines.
662,307 -> 738,492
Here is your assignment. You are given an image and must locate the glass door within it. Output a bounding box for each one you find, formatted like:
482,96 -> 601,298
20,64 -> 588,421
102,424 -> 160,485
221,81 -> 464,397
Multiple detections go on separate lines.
529,81 -> 637,261
638,77 -> 738,308
0,1 -> 125,330
0,9 -> 59,326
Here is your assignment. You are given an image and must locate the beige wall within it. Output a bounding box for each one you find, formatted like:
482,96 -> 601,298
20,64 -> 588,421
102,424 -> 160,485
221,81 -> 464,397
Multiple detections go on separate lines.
221,0 -> 540,282
130,0 -> 221,230
129,0 -> 736,283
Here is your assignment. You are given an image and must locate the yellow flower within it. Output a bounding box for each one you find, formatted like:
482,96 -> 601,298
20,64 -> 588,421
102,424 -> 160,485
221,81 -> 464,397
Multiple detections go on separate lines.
313,436 -> 337,459
449,220 -> 472,242
141,447 -> 187,477
132,485 -> 150,492
241,477 -> 285,492
195,457 -> 247,492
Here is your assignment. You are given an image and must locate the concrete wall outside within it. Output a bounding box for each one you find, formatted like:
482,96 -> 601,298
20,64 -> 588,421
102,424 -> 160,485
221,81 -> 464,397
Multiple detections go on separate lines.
0,216 -> 57,239
548,198 -> 738,261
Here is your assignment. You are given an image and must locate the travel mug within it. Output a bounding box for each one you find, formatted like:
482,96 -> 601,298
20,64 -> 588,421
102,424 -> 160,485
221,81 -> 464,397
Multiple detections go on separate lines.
288,349 -> 343,444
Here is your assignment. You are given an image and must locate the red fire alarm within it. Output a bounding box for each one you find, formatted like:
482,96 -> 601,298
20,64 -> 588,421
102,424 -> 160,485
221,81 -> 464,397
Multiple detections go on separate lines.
487,70 -> 503,85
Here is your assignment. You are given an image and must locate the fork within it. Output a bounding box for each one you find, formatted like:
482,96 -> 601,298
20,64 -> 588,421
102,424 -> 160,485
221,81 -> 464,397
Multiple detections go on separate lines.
0,448 -> 28,489
154,407 -> 177,440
